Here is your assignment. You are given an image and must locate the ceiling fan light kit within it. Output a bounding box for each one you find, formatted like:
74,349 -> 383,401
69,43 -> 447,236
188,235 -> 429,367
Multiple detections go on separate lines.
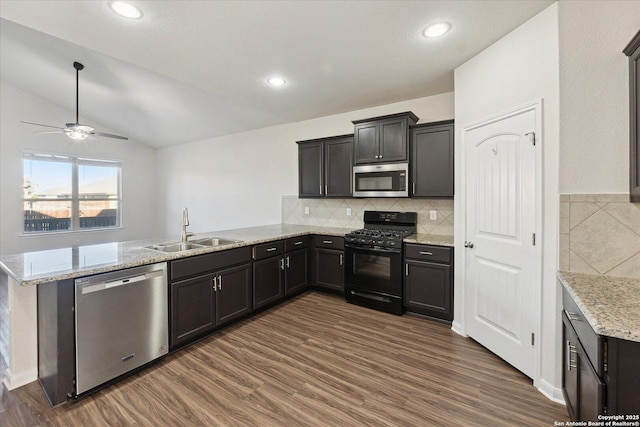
21,61 -> 128,141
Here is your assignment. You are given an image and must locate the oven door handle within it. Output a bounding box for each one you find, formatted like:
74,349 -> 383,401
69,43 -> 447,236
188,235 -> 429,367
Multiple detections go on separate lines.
344,243 -> 401,254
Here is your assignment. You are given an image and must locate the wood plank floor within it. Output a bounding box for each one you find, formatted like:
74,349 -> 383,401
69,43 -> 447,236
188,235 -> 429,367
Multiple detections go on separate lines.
1,291 -> 568,426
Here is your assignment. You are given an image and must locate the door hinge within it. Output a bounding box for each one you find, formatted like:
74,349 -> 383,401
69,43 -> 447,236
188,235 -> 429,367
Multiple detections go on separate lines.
525,132 -> 536,146
532,233 -> 536,246
531,333 -> 535,346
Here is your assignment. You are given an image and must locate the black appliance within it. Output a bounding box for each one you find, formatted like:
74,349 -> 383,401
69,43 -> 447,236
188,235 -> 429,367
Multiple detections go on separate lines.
344,210 -> 417,315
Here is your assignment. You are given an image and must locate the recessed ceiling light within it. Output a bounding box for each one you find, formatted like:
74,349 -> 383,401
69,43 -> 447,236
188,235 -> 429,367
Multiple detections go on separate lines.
423,22 -> 451,38
109,1 -> 143,19
267,77 -> 286,87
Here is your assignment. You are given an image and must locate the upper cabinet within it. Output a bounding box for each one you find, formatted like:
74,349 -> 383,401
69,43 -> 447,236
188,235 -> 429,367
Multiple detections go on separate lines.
352,112 -> 418,165
297,134 -> 353,198
410,121 -> 454,198
624,30 -> 640,202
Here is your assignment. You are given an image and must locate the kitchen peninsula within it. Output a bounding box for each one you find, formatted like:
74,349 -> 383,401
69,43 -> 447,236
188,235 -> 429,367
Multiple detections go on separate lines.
0,223 -> 453,403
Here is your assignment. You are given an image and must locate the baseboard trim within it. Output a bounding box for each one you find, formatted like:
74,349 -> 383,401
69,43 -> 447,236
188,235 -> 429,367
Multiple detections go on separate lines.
451,321 -> 467,337
536,378 -> 566,405
2,367 -> 37,390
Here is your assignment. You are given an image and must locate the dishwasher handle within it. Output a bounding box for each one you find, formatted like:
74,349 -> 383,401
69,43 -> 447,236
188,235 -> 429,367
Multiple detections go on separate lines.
81,269 -> 164,295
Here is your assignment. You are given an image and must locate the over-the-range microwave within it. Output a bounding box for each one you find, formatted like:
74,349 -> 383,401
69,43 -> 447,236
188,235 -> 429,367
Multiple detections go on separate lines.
352,162 -> 409,198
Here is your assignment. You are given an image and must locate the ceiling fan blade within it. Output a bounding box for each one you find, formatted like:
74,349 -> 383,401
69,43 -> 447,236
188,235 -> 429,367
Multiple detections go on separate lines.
34,131 -> 65,134
93,131 -> 128,140
21,121 -> 65,130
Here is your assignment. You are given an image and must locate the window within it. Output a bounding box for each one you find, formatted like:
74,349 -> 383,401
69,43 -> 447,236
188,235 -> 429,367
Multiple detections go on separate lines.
23,153 -> 121,233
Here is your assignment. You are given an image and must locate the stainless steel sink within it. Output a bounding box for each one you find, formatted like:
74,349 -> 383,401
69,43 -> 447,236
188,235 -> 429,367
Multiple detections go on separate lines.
191,237 -> 242,247
145,237 -> 242,253
145,242 -> 207,253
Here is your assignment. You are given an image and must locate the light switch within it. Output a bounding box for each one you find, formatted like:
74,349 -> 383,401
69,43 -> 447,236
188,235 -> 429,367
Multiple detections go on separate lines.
304,206 -> 310,215
430,210 -> 437,220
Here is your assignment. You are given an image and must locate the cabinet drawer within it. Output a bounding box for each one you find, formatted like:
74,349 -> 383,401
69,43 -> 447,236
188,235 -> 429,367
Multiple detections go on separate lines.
171,247 -> 251,281
562,288 -> 604,376
314,235 -> 344,250
252,240 -> 284,261
285,236 -> 310,252
404,244 -> 452,264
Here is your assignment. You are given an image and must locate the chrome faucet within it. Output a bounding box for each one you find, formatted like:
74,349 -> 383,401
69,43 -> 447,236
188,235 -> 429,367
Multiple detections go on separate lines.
181,207 -> 194,243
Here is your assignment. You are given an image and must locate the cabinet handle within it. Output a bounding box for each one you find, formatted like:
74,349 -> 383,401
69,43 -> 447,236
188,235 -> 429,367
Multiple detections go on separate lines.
294,241 -> 303,246
566,340 -> 577,371
412,182 -> 416,194
419,251 -> 433,256
286,256 -> 290,268
280,258 -> 285,270
339,254 -> 343,266
218,275 -> 222,291
212,276 -> 217,291
323,240 -> 333,244
267,247 -> 277,252
565,310 -> 580,321
325,185 -> 328,195
252,247 -> 256,259
405,263 -> 409,276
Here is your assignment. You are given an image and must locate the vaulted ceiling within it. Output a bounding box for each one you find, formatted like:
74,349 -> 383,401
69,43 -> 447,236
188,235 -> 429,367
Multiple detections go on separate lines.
0,1 -> 553,148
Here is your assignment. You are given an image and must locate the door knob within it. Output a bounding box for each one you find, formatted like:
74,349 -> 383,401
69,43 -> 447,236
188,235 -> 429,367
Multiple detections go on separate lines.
464,241 -> 474,248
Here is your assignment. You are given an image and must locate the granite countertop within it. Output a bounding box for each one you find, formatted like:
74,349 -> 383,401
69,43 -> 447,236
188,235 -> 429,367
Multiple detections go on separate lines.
0,224 -> 454,287
558,271 -> 640,342
404,233 -> 454,247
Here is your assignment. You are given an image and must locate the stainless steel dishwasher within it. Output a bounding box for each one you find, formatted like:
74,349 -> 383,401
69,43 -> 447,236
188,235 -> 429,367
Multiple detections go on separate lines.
74,262 -> 168,395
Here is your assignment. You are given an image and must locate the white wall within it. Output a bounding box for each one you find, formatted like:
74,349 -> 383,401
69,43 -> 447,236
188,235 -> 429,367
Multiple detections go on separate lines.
0,80 -> 158,255
156,92 -> 454,236
558,1 -> 640,194
454,3 -> 561,400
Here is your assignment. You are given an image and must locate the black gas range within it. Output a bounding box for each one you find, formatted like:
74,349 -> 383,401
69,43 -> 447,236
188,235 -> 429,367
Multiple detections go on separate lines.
344,211 -> 417,315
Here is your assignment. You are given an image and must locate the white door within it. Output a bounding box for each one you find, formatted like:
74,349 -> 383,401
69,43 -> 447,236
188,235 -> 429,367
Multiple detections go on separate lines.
464,105 -> 539,379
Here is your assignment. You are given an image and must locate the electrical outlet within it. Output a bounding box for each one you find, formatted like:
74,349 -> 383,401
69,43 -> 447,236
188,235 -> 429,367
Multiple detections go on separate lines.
304,206 -> 310,215
346,208 -> 352,216
430,210 -> 437,220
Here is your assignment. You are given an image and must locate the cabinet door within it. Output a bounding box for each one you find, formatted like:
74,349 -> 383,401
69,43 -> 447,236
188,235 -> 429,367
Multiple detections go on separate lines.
354,122 -> 379,164
411,123 -> 454,197
578,347 -> 605,421
298,141 -> 324,197
171,273 -> 216,347
379,118 -> 407,162
253,256 -> 284,309
216,263 -> 252,326
562,314 -> 580,421
314,248 -> 344,292
285,249 -> 309,295
404,260 -> 452,321
325,137 -> 353,197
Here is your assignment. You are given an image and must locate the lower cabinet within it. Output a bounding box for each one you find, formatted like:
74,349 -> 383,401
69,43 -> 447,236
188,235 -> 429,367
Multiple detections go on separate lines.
253,237 -> 310,309
313,235 -> 344,292
403,243 -> 453,321
169,247 -> 252,349
562,288 -> 640,420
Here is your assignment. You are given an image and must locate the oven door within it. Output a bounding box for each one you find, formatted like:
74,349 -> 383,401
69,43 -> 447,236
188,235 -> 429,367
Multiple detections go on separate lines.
344,245 -> 402,296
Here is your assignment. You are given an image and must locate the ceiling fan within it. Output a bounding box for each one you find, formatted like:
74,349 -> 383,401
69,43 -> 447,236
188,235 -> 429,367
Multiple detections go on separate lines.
21,61 -> 128,141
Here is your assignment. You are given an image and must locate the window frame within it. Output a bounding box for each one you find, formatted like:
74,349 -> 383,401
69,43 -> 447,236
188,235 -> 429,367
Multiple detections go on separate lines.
22,152 -> 122,235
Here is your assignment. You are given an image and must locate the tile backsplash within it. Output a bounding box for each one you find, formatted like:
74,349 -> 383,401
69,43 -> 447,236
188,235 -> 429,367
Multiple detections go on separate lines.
282,196 -> 454,236
559,194 -> 640,278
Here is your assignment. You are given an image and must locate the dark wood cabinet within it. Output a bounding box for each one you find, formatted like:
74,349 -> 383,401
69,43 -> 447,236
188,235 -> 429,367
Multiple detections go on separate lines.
403,244 -> 453,321
562,288 -> 640,420
253,237 -> 310,308
562,312 -> 605,421
312,235 -> 344,292
284,236 -> 311,296
252,241 -> 285,309
624,30 -> 640,202
352,112 -> 418,165
297,134 -> 353,198
410,121 -> 454,198
170,247 -> 251,349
